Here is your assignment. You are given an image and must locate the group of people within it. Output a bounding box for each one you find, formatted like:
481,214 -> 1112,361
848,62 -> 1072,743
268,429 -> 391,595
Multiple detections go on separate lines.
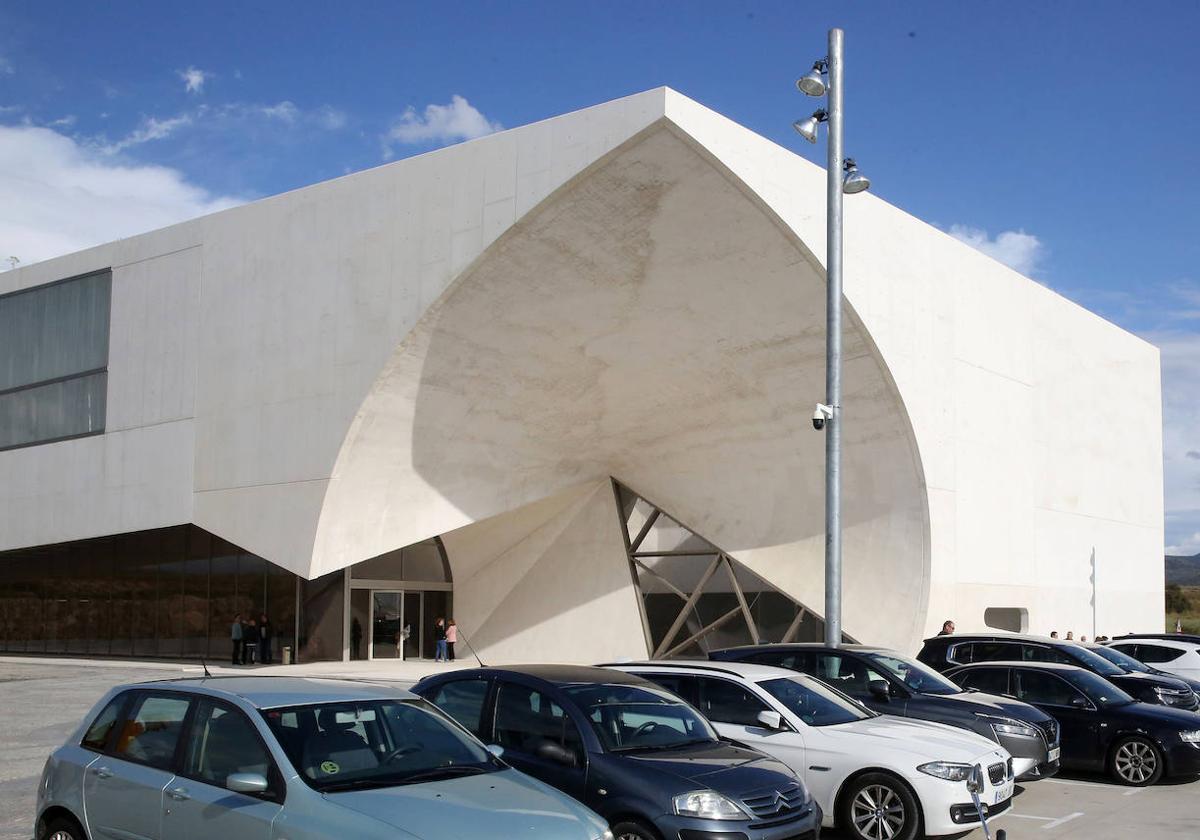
434,617 -> 457,662
1049,630 -> 1112,642
230,613 -> 273,665
936,620 -> 1110,643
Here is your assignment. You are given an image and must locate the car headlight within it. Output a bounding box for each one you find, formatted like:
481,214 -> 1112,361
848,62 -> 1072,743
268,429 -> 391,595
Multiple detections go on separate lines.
985,717 -> 1039,739
918,761 -> 975,782
672,790 -> 748,820
1181,730 -> 1200,745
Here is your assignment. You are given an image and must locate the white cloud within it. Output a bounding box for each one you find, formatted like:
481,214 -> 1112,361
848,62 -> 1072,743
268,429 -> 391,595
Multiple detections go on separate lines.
1167,533 -> 1200,556
384,95 -> 500,154
100,113 -> 193,154
948,225 -> 1044,277
0,55 -> 13,75
1142,328 -> 1200,554
180,66 -> 209,94
260,101 -> 299,123
0,123 -> 242,268
314,105 -> 347,131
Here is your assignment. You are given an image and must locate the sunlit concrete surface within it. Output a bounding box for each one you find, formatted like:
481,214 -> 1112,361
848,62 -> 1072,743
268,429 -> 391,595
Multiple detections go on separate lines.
0,87 -> 1163,659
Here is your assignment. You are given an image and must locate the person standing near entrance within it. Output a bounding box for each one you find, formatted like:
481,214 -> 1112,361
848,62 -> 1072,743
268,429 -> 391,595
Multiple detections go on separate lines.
243,617 -> 258,664
259,613 -> 272,665
231,614 -> 243,665
446,619 -> 457,661
434,617 -> 448,662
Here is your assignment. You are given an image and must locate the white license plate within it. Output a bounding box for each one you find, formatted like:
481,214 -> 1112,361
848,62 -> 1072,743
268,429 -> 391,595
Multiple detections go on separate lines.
993,783 -> 1013,805
1048,746 -> 1061,763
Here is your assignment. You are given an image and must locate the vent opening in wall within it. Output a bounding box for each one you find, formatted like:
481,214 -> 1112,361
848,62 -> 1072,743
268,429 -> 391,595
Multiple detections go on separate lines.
984,607 -> 1028,633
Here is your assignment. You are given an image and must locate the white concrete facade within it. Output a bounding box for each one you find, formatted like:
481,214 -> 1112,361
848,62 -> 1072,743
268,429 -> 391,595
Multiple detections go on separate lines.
0,88 -> 1163,659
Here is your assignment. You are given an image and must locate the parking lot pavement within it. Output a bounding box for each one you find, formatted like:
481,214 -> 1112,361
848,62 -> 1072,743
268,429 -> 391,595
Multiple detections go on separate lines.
4,658 -> 1199,840
0,660 -> 171,840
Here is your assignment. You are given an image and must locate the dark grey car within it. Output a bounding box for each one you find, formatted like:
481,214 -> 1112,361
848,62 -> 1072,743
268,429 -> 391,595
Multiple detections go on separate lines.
710,644 -> 1060,780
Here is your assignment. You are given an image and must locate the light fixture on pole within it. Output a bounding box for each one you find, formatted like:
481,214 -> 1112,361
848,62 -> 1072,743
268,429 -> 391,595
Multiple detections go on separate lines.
796,60 -> 828,97
842,158 -> 871,194
793,110 -> 828,144
794,28 -> 871,649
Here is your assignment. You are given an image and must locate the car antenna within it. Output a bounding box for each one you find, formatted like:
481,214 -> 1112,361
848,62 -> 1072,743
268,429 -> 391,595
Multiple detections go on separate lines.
459,629 -> 486,668
200,658 -> 212,678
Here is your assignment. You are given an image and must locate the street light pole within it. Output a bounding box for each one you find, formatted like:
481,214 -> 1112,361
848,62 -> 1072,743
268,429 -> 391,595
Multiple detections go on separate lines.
823,28 -> 844,649
796,27 -> 867,649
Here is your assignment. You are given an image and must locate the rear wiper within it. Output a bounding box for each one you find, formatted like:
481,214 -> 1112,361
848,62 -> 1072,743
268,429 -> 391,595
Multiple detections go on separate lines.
399,765 -> 491,784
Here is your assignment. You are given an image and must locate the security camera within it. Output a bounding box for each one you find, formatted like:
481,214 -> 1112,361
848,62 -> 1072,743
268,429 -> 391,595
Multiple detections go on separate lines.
812,404 -> 833,431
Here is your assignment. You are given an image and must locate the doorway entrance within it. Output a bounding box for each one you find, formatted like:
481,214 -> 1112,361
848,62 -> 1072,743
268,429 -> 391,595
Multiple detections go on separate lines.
368,590 -> 422,660
345,537 -> 454,662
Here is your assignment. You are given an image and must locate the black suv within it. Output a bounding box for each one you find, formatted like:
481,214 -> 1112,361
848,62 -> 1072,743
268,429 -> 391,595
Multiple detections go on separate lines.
412,665 -> 821,840
710,643 -> 1059,780
917,633 -> 1200,711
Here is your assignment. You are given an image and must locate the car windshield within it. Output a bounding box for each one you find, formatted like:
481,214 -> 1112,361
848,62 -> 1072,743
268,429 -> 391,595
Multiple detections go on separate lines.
1064,670 -> 1136,707
759,676 -> 875,726
1064,645 -> 1126,677
1089,645 -> 1151,674
864,652 -> 963,696
261,699 -> 499,792
563,684 -> 718,752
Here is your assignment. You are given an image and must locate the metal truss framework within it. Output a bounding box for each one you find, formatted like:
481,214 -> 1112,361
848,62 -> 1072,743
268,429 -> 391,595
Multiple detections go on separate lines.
611,480 -> 843,659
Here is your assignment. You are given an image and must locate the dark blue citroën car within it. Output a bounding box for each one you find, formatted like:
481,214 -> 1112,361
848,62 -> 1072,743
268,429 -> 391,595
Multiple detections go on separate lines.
413,665 -> 821,840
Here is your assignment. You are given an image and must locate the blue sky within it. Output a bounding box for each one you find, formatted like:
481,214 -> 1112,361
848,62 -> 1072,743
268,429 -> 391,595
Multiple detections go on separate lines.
2,2 -> 1199,551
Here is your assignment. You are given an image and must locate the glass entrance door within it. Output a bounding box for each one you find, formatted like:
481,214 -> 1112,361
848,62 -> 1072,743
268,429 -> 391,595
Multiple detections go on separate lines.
371,591 -> 402,659
403,592 -> 422,660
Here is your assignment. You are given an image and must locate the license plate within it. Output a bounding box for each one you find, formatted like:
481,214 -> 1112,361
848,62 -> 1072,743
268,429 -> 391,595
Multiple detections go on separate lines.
993,783 -> 1013,805
1048,747 -> 1061,763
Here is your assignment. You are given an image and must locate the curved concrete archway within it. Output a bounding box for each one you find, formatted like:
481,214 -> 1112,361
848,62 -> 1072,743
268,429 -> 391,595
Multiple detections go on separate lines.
315,120 -> 930,651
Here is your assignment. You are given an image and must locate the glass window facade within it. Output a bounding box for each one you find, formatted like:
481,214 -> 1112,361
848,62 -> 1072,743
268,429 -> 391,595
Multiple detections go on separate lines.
0,270 -> 111,450
0,525 -> 297,661
349,538 -> 451,582
613,480 -> 845,658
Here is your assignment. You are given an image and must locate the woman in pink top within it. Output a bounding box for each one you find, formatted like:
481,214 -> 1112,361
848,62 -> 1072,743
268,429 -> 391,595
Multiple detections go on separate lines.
446,619 -> 458,661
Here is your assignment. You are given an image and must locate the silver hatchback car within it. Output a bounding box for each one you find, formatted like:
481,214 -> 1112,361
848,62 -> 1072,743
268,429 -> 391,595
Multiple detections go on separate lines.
35,676 -> 612,840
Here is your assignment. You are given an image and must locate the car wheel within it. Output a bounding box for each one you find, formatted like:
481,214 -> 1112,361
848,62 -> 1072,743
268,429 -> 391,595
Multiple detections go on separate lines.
610,819 -> 659,840
840,772 -> 921,840
1109,736 -> 1165,786
39,816 -> 86,840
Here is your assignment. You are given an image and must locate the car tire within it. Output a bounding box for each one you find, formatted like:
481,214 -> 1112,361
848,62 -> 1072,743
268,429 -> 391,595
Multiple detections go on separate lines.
610,819 -> 659,840
839,772 -> 921,840
1109,735 -> 1165,786
39,815 -> 87,840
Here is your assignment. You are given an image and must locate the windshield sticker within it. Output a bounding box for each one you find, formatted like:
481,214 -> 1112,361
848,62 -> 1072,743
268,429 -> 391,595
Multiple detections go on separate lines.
319,761 -> 340,775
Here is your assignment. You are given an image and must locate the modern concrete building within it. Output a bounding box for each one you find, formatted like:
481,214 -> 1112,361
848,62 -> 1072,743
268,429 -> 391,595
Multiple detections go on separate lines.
0,88 -> 1164,665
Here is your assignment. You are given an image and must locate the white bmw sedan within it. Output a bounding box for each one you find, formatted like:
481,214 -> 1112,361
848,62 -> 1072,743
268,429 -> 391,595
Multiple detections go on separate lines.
605,660 -> 1014,840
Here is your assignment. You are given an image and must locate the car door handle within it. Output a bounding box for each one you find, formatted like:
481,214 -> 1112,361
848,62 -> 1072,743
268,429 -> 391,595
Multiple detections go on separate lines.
91,766 -> 113,779
167,787 -> 191,801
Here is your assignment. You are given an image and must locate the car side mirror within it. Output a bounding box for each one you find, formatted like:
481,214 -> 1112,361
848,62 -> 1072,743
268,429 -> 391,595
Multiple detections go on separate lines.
535,740 -> 578,767
486,744 -> 505,759
226,773 -> 269,794
756,710 -> 784,731
868,680 -> 891,702
1069,696 -> 1089,709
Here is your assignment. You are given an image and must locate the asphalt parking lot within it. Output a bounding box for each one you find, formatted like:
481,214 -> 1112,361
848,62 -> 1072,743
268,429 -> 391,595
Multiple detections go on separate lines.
2,658 -> 1197,840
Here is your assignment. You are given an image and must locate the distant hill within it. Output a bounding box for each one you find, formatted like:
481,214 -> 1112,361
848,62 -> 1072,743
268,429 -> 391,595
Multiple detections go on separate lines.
1166,553 -> 1200,586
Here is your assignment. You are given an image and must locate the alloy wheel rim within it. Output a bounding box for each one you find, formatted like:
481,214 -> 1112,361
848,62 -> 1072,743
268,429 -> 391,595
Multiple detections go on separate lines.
1115,741 -> 1157,783
48,833 -> 75,840
851,784 -> 906,840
